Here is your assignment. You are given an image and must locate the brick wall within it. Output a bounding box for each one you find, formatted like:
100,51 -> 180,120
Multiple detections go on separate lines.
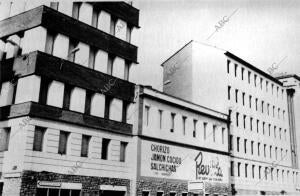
19,170 -> 130,196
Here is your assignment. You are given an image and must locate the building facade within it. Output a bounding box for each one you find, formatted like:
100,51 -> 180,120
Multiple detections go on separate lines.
132,85 -> 230,196
162,40 -> 300,195
0,1 -> 139,196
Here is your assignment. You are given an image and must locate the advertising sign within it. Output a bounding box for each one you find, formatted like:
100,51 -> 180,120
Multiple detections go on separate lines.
140,140 -> 229,183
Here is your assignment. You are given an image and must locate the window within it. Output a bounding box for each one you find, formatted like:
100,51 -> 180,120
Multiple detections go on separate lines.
120,141 -> 127,162
274,126 -> 276,138
250,117 -> 253,131
255,98 -> 258,111
275,147 -> 278,160
81,135 -> 91,157
279,128 -> 282,140
229,135 -> 233,150
278,108 -> 280,119
277,86 -> 279,97
33,127 -> 46,151
145,105 -> 150,126
277,169 -> 279,181
227,60 -> 230,73
252,165 -> 255,178
142,191 -> 150,196
193,120 -> 197,138
265,167 -> 268,180
273,106 -> 275,117
245,163 -> 248,178
259,166 -> 262,179
268,124 -> 271,136
0,128 -> 10,151
242,92 -> 245,106
170,192 -> 176,196
235,89 -> 238,103
267,104 -> 270,115
260,78 -> 263,89
158,110 -> 163,129
234,64 -> 238,77
258,143 -> 260,156
213,125 -> 216,142
170,113 -> 176,132
58,131 -> 69,155
241,67 -> 244,80
244,139 -> 247,154
283,110 -> 285,120
271,83 -> 274,94
157,192 -> 164,196
236,112 -> 239,127
254,74 -> 257,87
222,128 -> 225,144
262,122 -> 265,135
270,146 -> 272,158
256,119 -> 259,133
203,122 -> 207,140
284,129 -> 287,140
249,95 -> 252,108
282,89 -> 284,99
181,193 -> 187,196
231,161 -> 234,176
243,115 -> 246,129
238,162 -> 241,177
182,116 -> 187,135
237,137 -> 240,152
264,144 -> 266,157
228,86 -> 231,100
261,101 -> 264,113
101,138 -> 110,160
266,81 -> 268,92
251,141 -> 254,155
248,71 -> 251,84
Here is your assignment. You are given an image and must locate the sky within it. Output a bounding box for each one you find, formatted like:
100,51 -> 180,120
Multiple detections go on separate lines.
130,0 -> 300,90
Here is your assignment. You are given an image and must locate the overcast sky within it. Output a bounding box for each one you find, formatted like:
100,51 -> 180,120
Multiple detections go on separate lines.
130,0 -> 300,90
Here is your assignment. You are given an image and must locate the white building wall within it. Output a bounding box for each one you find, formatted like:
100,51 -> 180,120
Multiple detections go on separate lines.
16,118 -> 135,179
109,98 -> 123,122
97,10 -> 111,33
46,80 -> 65,108
22,27 -> 47,54
15,75 -> 41,104
0,82 -> 14,106
90,93 -> 105,118
53,34 -> 69,59
69,87 -> 86,113
94,50 -> 108,73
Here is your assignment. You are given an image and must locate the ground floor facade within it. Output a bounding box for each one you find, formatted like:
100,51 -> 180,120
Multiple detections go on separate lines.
1,170 -> 130,196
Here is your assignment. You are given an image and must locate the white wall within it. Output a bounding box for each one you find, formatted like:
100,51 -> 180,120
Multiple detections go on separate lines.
97,10 -> 111,33
112,57 -> 125,79
46,81 -> 65,108
78,3 -> 93,26
22,27 -> 47,54
74,42 -> 90,67
90,93 -> 105,118
109,98 -> 123,122
0,82 -> 14,106
53,34 -> 69,59
69,87 -> 86,113
15,75 -> 41,104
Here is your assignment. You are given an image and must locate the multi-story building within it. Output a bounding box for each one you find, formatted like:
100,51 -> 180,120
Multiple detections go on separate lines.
0,1 -> 139,196
161,40 -> 300,195
132,85 -> 230,196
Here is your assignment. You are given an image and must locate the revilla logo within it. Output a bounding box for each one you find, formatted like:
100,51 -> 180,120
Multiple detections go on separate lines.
194,152 -> 223,180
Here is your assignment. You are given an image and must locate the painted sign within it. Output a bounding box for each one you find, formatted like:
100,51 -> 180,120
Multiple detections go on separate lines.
141,140 -> 229,183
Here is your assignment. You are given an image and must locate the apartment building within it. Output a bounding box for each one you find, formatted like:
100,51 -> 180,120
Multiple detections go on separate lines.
0,1 -> 139,196
162,40 -> 300,195
132,85 -> 230,196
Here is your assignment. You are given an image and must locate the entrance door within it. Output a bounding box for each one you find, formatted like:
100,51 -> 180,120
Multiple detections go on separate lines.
101,191 -> 125,196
